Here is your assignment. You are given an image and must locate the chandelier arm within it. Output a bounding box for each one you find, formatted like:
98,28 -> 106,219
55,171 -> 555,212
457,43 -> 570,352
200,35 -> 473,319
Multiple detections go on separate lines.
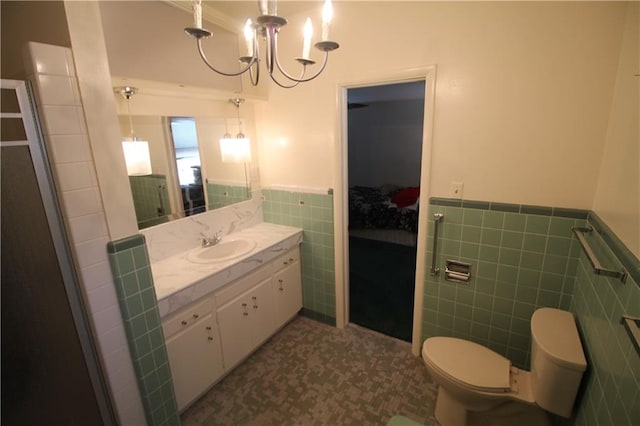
271,35 -> 330,83
268,72 -> 301,89
196,38 -> 258,77
248,60 -> 260,86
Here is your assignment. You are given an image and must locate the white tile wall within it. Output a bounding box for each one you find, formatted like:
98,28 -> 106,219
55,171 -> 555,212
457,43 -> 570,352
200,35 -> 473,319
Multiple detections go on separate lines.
23,41 -> 145,425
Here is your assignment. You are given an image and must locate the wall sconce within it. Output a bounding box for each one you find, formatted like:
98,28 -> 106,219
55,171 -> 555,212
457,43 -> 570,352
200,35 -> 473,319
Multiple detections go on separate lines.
116,86 -> 152,176
220,98 -> 252,164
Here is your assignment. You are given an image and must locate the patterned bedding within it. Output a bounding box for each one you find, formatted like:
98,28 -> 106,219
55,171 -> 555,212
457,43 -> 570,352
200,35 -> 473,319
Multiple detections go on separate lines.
348,186 -> 419,233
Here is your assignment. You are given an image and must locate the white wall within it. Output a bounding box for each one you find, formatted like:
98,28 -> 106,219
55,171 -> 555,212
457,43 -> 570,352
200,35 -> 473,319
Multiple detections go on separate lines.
348,99 -> 424,188
255,1 -> 628,209
592,2 -> 640,257
99,0 -> 241,93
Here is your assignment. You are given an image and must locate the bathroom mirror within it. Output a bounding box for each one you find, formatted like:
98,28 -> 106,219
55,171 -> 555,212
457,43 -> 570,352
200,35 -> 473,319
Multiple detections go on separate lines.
118,114 -> 252,229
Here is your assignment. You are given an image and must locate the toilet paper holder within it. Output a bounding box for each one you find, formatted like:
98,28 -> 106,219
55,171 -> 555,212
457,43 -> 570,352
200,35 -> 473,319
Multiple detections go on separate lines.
445,260 -> 471,283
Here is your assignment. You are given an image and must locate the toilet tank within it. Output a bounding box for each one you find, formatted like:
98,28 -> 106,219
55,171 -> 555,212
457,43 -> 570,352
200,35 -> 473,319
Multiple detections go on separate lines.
530,308 -> 587,418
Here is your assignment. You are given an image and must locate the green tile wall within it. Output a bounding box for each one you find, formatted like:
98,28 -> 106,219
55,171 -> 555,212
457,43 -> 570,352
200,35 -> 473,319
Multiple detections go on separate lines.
570,214 -> 640,426
422,198 -> 588,369
107,235 -> 180,426
129,175 -> 170,229
262,188 -> 336,325
206,182 -> 250,210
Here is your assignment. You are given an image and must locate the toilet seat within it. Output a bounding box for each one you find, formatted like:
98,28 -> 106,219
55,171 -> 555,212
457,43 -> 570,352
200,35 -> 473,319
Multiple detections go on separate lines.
423,337 -> 512,393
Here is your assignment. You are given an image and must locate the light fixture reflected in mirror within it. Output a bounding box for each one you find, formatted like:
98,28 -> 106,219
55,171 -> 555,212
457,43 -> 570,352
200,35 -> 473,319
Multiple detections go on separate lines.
117,86 -> 152,176
122,140 -> 152,176
220,98 -> 252,164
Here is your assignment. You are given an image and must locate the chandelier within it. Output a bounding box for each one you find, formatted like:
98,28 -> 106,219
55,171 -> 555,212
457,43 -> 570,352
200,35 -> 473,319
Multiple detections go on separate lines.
184,0 -> 339,88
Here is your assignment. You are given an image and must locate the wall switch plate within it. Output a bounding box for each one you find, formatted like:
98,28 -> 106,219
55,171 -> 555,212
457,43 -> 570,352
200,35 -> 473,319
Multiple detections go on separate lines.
450,182 -> 464,199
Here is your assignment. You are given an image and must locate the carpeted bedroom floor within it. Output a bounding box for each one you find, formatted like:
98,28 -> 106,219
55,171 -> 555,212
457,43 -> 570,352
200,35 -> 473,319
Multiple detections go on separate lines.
349,236 -> 417,342
180,316 -> 439,426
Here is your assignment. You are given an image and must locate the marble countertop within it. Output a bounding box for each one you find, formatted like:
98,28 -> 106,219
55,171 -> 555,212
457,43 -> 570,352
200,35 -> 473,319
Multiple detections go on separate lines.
153,222 -> 303,318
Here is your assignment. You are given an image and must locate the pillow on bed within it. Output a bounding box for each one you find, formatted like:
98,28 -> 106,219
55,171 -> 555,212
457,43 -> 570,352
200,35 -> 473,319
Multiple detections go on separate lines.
391,187 -> 420,208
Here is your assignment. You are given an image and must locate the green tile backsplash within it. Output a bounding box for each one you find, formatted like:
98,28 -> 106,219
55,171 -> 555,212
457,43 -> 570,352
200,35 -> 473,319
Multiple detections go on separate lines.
107,235 -> 180,426
423,199 -> 588,369
129,175 -> 171,229
206,182 -> 251,210
262,188 -> 336,326
570,214 -> 640,426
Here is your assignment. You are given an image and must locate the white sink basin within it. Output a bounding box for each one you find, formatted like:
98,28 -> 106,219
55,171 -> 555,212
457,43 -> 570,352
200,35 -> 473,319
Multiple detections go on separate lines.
187,238 -> 256,264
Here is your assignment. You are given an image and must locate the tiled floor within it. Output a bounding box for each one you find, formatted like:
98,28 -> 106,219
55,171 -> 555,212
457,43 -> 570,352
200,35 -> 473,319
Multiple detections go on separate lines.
181,316 -> 439,426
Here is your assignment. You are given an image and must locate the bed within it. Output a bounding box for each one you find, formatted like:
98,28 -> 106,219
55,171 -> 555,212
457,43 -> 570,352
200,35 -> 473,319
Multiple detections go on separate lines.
348,185 -> 419,246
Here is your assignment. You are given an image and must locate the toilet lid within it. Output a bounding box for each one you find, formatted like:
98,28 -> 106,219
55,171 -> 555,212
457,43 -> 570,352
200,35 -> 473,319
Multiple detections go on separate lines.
423,337 -> 511,392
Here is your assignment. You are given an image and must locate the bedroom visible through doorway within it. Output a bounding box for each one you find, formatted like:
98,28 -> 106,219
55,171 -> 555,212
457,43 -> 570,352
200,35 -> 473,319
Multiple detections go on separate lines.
347,81 -> 425,342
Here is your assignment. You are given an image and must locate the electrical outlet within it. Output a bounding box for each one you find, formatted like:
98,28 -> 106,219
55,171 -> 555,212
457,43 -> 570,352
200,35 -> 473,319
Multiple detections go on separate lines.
450,182 -> 464,199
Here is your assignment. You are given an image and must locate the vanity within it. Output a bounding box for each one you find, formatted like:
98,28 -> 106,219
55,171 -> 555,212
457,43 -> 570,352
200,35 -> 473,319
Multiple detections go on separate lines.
145,219 -> 304,411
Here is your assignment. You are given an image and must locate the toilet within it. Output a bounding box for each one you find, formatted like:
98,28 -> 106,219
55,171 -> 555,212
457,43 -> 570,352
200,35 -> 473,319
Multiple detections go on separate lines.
422,308 -> 587,426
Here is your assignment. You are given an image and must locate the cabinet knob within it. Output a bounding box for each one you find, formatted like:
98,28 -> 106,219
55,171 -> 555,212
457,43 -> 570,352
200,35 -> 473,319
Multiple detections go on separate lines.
193,314 -> 199,319
206,326 -> 212,331
283,261 -> 289,265
181,320 -> 188,325
289,257 -> 294,262
208,336 -> 214,341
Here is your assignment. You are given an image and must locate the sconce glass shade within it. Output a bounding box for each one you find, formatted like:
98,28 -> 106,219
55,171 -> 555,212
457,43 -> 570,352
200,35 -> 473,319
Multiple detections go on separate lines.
220,137 -> 251,163
122,140 -> 152,176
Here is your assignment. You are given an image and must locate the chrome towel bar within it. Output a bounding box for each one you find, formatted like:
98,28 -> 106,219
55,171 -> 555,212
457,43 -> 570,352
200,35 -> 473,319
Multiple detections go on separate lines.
572,227 -> 627,283
430,213 -> 444,276
622,315 -> 640,358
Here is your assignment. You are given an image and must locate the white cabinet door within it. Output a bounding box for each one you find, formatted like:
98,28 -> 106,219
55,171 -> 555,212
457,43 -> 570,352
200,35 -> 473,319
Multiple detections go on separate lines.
165,314 -> 223,411
217,276 -> 275,370
273,259 -> 302,327
249,275 -> 277,346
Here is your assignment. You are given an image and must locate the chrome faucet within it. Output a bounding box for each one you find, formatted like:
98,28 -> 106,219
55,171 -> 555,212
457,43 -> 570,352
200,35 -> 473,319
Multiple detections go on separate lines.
201,232 -> 222,247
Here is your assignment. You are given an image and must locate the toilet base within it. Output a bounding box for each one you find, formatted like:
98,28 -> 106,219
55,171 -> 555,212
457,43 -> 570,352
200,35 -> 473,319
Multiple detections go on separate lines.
434,386 -> 467,426
468,402 -> 551,426
433,385 -> 551,426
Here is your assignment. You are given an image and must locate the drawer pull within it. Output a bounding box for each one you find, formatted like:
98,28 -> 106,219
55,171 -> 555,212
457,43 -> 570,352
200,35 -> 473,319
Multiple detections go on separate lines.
181,320 -> 188,325
283,261 -> 289,265
278,279 -> 284,291
207,336 -> 214,341
206,326 -> 212,331
289,257 -> 294,262
193,314 -> 199,319
242,303 -> 248,316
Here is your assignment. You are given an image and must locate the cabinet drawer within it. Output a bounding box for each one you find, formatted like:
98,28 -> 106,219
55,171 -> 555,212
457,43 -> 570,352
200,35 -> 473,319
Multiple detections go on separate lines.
162,297 -> 213,339
215,263 -> 273,307
273,246 -> 300,273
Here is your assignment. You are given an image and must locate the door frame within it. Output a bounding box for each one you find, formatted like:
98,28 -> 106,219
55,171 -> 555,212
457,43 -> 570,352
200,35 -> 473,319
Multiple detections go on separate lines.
333,66 -> 437,356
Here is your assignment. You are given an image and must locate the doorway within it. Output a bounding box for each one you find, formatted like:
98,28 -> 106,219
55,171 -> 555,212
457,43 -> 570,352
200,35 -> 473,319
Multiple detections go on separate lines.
346,81 -> 426,342
169,116 -> 206,216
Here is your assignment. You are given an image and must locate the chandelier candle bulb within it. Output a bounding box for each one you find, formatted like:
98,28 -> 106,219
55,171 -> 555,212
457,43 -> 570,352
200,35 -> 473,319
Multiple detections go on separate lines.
193,0 -> 202,29
244,19 -> 254,57
322,0 -> 333,41
302,18 -> 313,59
259,0 -> 267,15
